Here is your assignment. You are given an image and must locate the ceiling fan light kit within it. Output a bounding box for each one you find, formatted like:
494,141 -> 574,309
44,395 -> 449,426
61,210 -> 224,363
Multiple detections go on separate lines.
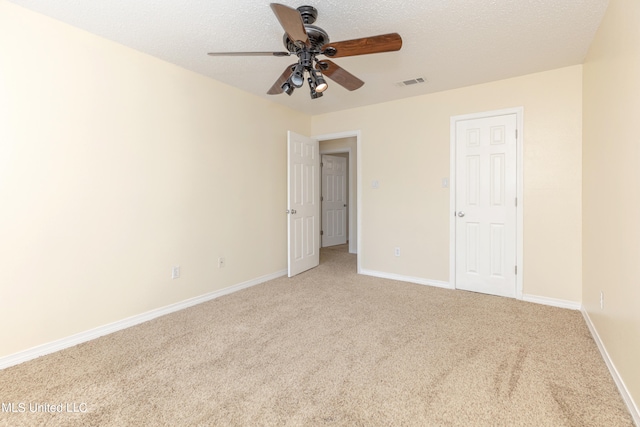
310,69 -> 328,92
207,3 -> 402,99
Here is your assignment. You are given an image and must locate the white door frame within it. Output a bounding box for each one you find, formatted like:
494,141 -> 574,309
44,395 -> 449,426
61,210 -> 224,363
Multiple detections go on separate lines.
314,130 -> 361,274
449,107 -> 524,299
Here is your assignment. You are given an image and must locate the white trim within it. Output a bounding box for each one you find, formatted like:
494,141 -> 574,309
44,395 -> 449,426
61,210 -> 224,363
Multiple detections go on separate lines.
521,294 -> 581,310
449,107 -> 524,299
0,270 -> 287,370
360,269 -> 453,289
581,308 -> 640,426
313,130 -> 362,273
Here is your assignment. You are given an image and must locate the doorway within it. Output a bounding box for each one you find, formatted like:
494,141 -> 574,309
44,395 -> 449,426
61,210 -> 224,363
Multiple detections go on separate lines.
287,131 -> 360,277
449,108 -> 523,299
319,135 -> 358,256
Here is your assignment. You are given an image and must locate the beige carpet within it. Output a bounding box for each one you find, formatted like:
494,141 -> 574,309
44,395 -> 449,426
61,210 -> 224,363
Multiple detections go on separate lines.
0,245 -> 634,426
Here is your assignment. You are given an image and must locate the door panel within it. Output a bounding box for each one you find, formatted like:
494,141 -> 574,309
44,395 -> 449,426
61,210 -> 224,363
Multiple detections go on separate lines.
288,131 -> 319,277
466,222 -> 480,274
455,114 -> 517,297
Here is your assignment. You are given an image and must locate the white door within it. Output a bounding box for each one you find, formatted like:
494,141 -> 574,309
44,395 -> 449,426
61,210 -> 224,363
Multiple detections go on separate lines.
455,114 -> 517,297
321,154 -> 348,247
288,131 -> 320,277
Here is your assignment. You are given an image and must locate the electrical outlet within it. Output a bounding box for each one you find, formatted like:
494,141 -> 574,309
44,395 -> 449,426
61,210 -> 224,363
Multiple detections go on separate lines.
218,257 -> 225,268
172,266 -> 180,279
600,291 -> 604,310
394,247 -> 401,257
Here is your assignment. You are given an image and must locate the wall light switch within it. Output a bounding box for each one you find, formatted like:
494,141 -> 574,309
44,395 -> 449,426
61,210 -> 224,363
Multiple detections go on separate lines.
372,180 -> 380,189
442,177 -> 449,188
172,266 -> 180,279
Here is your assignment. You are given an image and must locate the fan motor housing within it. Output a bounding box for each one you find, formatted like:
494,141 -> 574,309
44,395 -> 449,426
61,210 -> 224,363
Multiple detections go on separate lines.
283,24 -> 329,53
282,6 -> 329,53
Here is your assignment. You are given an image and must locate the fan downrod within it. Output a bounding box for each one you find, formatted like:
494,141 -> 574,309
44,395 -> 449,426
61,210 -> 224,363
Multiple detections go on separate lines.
296,5 -> 318,24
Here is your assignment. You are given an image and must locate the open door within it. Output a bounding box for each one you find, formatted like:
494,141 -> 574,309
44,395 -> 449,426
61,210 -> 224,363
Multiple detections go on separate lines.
287,131 -> 320,277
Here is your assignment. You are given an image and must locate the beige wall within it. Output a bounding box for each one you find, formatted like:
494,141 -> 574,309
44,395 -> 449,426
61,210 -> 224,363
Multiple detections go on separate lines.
312,66 -> 583,303
583,0 -> 640,411
0,1 -> 310,358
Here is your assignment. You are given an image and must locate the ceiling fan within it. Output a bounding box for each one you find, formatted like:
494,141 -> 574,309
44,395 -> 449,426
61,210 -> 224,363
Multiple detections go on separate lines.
207,3 -> 402,99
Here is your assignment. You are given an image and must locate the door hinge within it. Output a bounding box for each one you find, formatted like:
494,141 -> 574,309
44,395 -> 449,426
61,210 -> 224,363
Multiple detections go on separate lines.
515,266 -> 518,275
515,129 -> 518,139
321,196 -> 323,202
515,197 -> 518,207
320,162 -> 324,168
320,230 -> 324,236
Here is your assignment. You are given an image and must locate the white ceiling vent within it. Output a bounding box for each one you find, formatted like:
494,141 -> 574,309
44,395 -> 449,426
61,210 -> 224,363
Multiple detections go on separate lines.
396,77 -> 427,87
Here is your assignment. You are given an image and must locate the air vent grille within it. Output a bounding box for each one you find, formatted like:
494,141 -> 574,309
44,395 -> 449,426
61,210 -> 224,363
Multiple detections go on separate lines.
396,77 -> 427,87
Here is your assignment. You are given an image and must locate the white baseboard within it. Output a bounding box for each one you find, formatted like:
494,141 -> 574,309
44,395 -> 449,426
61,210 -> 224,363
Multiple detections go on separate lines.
0,269 -> 287,370
360,269 -> 452,289
358,272 -> 582,311
521,294 -> 581,310
581,308 -> 640,426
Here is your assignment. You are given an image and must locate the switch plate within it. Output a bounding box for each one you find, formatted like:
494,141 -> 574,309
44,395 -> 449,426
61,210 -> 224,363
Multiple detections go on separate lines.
218,257 -> 225,268
372,180 -> 379,189
394,247 -> 401,257
442,177 -> 449,188
172,266 -> 180,279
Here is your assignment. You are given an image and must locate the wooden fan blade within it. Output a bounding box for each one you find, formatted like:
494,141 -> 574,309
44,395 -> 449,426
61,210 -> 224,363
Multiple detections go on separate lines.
207,51 -> 291,57
267,64 -> 297,95
316,60 -> 364,91
322,33 -> 402,58
270,3 -> 309,46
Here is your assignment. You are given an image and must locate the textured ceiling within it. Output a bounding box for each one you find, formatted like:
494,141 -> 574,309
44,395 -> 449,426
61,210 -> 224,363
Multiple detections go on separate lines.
8,0 -> 609,115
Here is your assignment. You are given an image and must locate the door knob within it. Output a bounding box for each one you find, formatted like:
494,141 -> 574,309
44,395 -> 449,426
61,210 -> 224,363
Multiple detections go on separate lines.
291,209 -> 297,214
457,211 -> 465,217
